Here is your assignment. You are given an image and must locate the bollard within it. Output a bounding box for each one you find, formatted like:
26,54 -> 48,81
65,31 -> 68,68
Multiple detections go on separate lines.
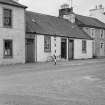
54,55 -> 56,65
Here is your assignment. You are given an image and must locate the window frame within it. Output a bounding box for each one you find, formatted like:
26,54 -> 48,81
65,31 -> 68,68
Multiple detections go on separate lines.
3,8 -> 12,28
100,29 -> 104,38
82,40 -> 87,53
91,28 -> 95,38
3,39 -> 13,58
44,36 -> 51,52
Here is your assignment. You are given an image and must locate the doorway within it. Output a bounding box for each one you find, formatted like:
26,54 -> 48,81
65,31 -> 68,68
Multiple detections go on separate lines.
68,40 -> 74,60
26,39 -> 35,63
61,38 -> 67,59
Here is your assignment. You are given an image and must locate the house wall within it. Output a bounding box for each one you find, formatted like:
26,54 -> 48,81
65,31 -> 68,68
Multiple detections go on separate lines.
37,35 -> 61,62
0,4 -> 25,64
37,34 -> 93,62
89,6 -> 105,57
95,29 -> 105,57
74,39 -> 93,59
83,27 -> 105,57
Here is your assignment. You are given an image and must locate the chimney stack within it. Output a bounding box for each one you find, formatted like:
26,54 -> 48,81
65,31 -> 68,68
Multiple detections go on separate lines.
59,4 -> 75,23
90,4 -> 104,16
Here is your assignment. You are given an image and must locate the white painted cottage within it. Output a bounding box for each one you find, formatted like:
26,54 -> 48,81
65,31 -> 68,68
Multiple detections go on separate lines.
26,11 -> 93,63
0,0 -> 27,65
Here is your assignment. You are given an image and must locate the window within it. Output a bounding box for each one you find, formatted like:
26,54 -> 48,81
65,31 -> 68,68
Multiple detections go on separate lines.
91,28 -> 95,38
100,30 -> 104,38
100,42 -> 104,49
82,40 -> 87,53
44,36 -> 51,52
4,40 -> 13,58
3,8 -> 12,27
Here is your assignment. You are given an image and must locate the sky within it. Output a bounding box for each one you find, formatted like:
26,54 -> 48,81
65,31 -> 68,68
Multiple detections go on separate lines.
19,0 -> 105,16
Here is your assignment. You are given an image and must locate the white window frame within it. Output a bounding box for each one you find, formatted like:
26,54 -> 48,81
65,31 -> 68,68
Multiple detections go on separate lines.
82,40 -> 87,53
44,36 -> 51,52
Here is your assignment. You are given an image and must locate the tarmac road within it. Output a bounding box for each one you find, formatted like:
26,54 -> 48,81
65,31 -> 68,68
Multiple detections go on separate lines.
0,59 -> 105,105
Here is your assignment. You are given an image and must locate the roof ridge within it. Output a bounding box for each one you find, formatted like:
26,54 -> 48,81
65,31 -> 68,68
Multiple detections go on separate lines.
26,11 -> 59,19
76,14 -> 105,29
26,10 -> 74,24
76,14 -> 97,20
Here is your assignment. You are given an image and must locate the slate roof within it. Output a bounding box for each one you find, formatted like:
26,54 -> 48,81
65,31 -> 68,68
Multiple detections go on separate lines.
76,14 -> 105,29
0,0 -> 27,8
26,11 -> 92,40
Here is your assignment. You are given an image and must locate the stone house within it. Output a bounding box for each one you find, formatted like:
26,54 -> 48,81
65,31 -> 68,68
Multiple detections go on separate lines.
76,14 -> 105,58
0,0 -> 27,65
89,5 -> 105,57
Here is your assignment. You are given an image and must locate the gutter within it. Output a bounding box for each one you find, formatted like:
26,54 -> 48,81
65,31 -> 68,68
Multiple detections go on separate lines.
26,32 -> 92,40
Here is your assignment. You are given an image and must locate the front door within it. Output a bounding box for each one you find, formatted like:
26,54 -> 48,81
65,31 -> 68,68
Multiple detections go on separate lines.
68,40 -> 74,60
61,38 -> 67,59
26,39 -> 35,63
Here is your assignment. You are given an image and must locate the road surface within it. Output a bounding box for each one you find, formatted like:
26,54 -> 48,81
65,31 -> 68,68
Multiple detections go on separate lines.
0,59 -> 105,105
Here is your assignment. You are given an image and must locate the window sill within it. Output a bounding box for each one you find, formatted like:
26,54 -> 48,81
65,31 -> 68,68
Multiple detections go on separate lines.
3,26 -> 12,28
82,52 -> 87,54
82,51 -> 87,54
3,56 -> 13,59
44,50 -> 51,53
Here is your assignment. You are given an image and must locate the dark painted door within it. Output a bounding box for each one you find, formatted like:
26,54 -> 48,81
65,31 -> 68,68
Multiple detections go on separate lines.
68,40 -> 74,60
26,39 -> 35,63
61,38 -> 67,59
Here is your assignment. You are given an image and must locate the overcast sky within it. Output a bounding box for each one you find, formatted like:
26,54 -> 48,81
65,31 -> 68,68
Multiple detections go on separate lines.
19,0 -> 105,16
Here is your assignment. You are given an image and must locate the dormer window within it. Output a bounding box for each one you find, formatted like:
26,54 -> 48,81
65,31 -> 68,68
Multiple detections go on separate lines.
3,8 -> 12,27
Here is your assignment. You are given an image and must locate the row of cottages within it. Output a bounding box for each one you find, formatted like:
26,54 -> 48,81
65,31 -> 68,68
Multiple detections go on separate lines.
26,11 -> 92,62
25,4 -> 105,63
0,0 -> 105,64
